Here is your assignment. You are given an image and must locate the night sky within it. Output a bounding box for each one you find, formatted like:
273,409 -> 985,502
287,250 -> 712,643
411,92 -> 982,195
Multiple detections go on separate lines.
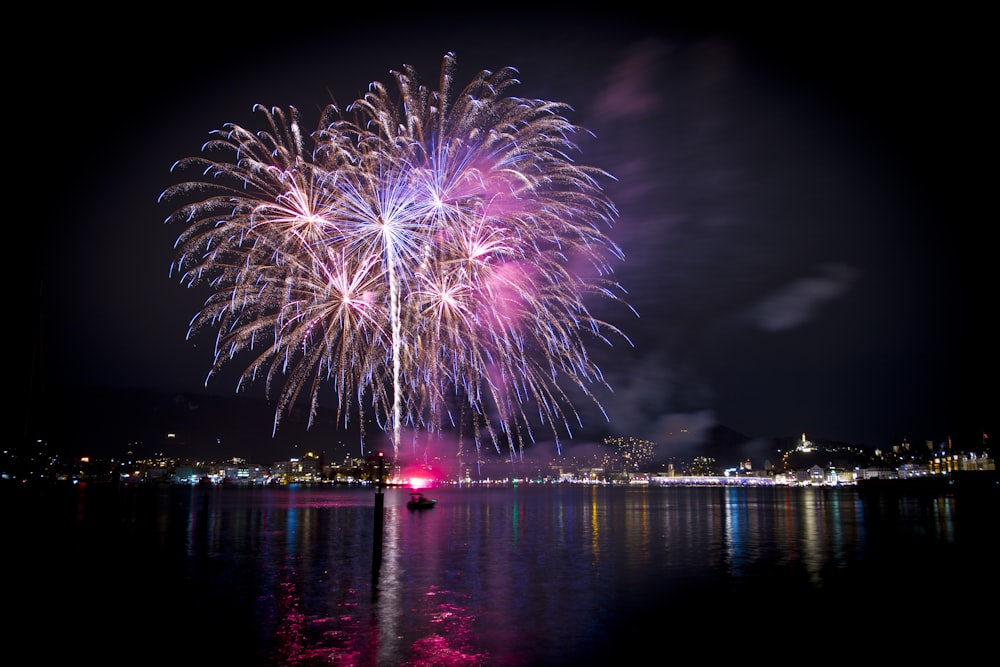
21,9 -> 993,460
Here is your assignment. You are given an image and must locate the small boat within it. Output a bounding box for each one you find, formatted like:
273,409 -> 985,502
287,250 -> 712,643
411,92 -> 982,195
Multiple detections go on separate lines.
407,492 -> 437,510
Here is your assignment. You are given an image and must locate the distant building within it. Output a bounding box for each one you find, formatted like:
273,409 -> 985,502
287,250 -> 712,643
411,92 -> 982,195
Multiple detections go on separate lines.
273,451 -> 322,483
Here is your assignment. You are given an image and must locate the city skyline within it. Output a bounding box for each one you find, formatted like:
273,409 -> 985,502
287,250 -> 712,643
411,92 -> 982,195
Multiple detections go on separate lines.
22,384 -> 991,473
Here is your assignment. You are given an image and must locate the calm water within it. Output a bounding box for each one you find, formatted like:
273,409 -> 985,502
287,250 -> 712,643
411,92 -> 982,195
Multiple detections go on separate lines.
6,481 -> 997,665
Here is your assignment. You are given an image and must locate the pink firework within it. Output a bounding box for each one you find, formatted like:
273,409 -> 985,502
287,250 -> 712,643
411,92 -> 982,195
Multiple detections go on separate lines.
160,52 -> 632,459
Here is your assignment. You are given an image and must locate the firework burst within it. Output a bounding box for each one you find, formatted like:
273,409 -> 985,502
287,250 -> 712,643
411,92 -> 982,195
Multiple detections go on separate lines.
160,52 -> 633,459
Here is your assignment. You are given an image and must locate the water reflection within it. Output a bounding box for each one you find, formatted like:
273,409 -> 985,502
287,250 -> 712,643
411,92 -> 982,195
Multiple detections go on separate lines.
7,481 -> 995,666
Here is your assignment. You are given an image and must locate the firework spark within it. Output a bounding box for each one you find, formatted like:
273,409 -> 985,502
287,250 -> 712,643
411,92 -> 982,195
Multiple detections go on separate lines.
160,52 -> 633,459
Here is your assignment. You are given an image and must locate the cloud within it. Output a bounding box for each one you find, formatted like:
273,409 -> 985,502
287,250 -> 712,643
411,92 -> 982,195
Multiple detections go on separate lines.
746,263 -> 860,332
591,39 -> 667,123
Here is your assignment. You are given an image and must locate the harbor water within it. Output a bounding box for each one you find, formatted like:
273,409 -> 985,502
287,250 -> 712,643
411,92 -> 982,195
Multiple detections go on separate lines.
5,480 -> 997,665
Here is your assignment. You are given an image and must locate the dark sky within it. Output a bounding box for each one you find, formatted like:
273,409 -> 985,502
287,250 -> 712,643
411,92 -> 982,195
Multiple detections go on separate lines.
22,8 -> 994,459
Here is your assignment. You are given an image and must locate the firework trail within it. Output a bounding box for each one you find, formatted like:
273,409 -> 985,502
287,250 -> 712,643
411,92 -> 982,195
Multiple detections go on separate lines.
160,52 -> 633,459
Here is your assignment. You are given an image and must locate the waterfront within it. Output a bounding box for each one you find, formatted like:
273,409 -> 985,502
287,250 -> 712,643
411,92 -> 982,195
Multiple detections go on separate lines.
5,481 -> 997,665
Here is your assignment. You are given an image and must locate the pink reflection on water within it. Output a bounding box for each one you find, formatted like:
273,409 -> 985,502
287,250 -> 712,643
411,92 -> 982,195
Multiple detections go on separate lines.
407,633 -> 486,666
261,560 -> 503,666
266,567 -> 375,666
402,587 -> 490,667
264,568 -> 507,666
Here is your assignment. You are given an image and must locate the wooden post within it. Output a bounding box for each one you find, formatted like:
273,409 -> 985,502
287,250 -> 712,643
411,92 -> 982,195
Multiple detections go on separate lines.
372,451 -> 385,590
